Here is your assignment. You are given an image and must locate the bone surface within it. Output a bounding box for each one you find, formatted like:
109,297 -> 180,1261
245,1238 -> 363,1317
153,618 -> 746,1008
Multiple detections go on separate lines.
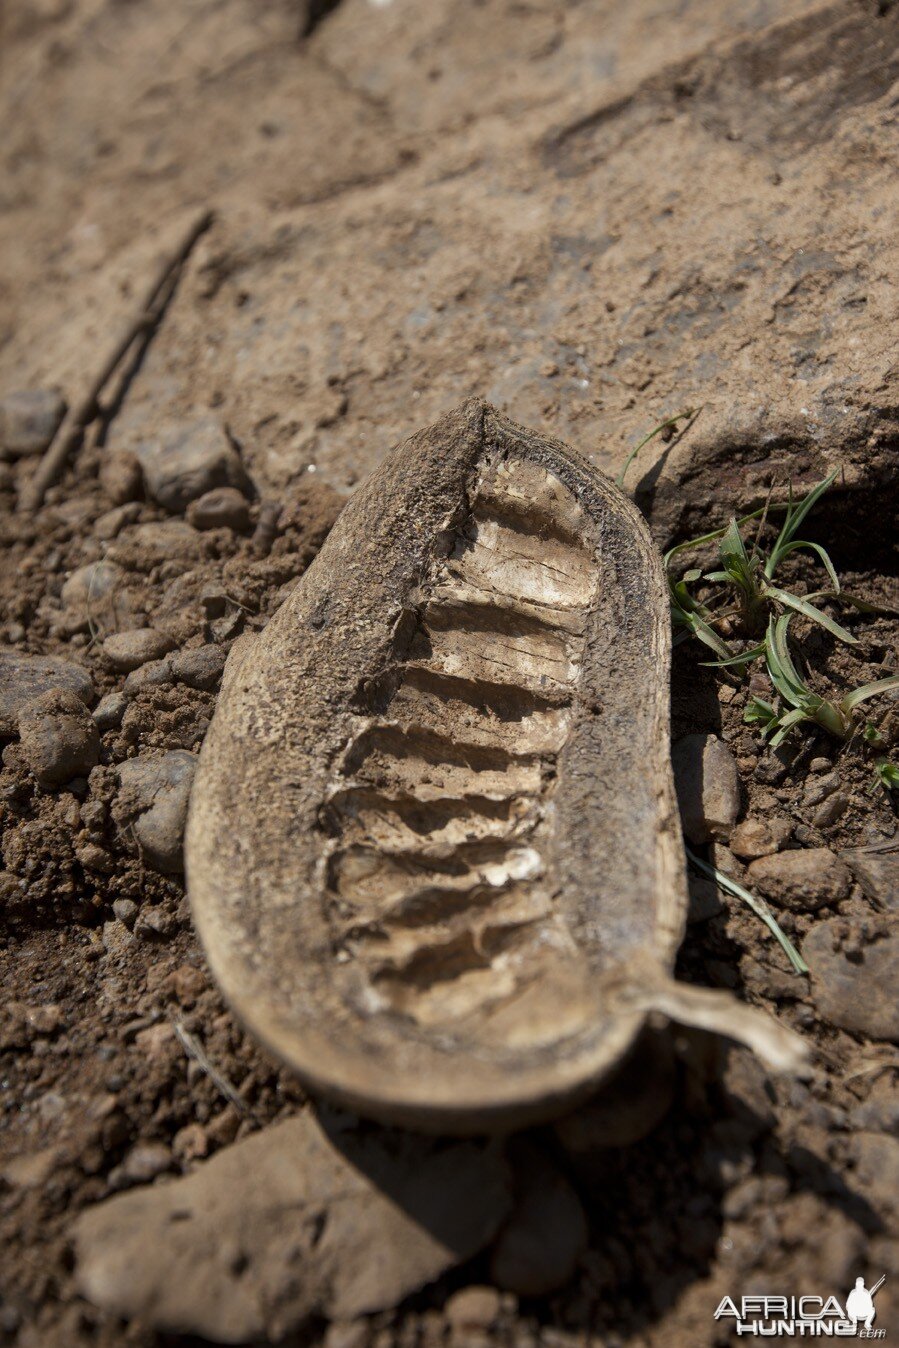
187,400 -> 799,1131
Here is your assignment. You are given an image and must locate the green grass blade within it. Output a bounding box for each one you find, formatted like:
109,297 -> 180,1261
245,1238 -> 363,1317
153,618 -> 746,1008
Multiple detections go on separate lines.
685,847 -> 809,975
765,585 -> 858,644
703,643 -> 767,670
616,408 -> 699,488
774,540 -> 840,592
765,471 -> 838,579
842,675 -> 899,714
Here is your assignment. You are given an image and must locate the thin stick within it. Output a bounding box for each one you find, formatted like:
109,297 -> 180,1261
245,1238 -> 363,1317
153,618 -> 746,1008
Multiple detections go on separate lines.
21,208 -> 214,511
172,1019 -> 248,1115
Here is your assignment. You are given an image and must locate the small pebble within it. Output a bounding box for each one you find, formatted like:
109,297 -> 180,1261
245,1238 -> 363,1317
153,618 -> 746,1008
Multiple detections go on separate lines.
672,733 -> 741,844
445,1286 -> 502,1331
92,690 -> 129,731
116,751 -> 198,874
170,644 -> 228,691
746,847 -> 852,912
0,388 -> 66,457
118,1142 -> 173,1185
100,451 -> 143,505
136,417 -> 249,513
18,688 -> 100,789
729,816 -> 792,860
112,898 -> 139,929
187,486 -> 251,532
103,628 -> 175,673
0,649 -> 94,735
812,792 -> 849,830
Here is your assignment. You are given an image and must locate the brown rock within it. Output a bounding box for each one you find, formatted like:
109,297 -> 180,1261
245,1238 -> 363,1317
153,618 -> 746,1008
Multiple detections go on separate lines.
445,1286 -> 502,1331
73,1111 -> 511,1343
136,417 -> 249,513
0,649 -> 94,735
746,848 -> 851,912
729,816 -> 792,860
103,628 -> 175,673
116,751 -> 197,874
0,388 -> 65,457
100,450 -> 143,505
18,688 -> 100,788
187,486 -> 251,532
672,733 -> 741,844
803,917 -> 899,1042
841,840 -> 899,913
60,560 -> 127,634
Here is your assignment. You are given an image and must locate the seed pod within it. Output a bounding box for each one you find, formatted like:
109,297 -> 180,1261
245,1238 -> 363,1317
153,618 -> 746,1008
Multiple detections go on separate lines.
187,400 -> 806,1131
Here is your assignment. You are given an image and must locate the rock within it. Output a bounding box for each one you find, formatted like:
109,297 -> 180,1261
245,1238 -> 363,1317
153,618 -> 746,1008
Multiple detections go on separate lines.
103,628 -> 175,673
136,417 -> 249,514
671,733 -> 741,844
100,450 -> 143,505
729,816 -> 792,860
92,691 -> 129,731
117,1142 -> 172,1186
187,486 -> 251,532
554,1031 -> 675,1151
123,657 -> 174,695
93,503 -> 141,540
112,898 -> 138,929
18,689 -> 100,788
110,519 -> 205,565
73,1111 -> 511,1343
746,848 -> 852,912
2,1146 -> 60,1189
803,917 -> 899,1041
134,904 -> 177,940
490,1142 -> 587,1297
812,792 -> 849,830
754,746 -> 793,786
0,388 -> 65,456
116,751 -> 197,874
170,644 -> 228,691
60,560 -> 126,633
0,649 -> 93,735
445,1286 -> 502,1331
803,771 -> 840,807
841,840 -> 899,913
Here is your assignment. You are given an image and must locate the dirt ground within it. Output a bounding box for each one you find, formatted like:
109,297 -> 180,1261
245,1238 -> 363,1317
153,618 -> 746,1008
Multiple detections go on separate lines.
1,0 -> 898,1345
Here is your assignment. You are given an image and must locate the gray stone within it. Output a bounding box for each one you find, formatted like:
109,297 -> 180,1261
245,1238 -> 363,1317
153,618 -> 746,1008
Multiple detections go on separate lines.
490,1142 -> 587,1297
100,450 -> 143,505
60,560 -> 126,634
0,388 -> 65,457
186,486 -> 251,532
729,816 -> 792,860
18,689 -> 100,788
110,520 -> 205,565
116,751 -> 197,874
92,691 -> 129,731
73,1111 -> 511,1343
803,917 -> 899,1042
841,841 -> 899,913
93,503 -> 141,541
803,771 -> 840,808
112,898 -> 139,929
672,733 -> 741,844
746,848 -> 852,912
103,628 -> 175,673
136,417 -> 249,513
812,792 -> 849,831
0,649 -> 93,735
123,658 -> 174,696
170,644 -> 228,692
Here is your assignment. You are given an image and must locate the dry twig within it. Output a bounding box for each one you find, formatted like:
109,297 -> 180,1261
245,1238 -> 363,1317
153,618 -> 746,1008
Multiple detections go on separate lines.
21,208 -> 214,512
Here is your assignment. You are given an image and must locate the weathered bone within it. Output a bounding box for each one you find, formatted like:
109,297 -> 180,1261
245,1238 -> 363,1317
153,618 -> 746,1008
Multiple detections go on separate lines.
186,399 -> 807,1131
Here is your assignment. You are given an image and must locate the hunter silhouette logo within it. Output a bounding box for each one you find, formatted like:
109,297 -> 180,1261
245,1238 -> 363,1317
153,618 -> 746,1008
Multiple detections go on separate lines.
714,1274 -> 886,1337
